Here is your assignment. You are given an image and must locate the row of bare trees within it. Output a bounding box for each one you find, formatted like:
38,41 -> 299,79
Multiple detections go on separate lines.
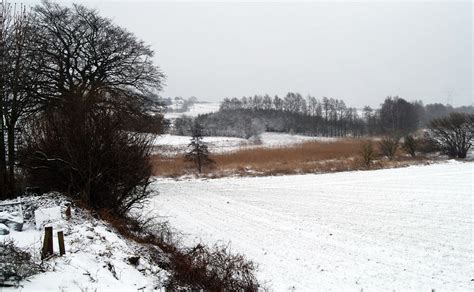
360,112 -> 473,167
218,93 -> 473,139
0,1 -> 165,214
220,94 -> 424,137
220,93 -> 362,137
0,1 -> 33,196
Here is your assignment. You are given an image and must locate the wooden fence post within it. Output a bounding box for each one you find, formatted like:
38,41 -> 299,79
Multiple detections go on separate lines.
41,226 -> 53,259
65,206 -> 71,220
57,231 -> 65,256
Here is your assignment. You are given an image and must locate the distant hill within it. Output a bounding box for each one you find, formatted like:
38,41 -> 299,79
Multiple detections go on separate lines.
162,97 -> 220,119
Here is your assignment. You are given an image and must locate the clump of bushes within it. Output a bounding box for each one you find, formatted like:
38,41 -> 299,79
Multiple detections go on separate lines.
378,136 -> 400,160
98,211 -> 261,291
417,133 -> 440,154
360,140 -> 378,168
0,239 -> 42,287
401,135 -> 418,157
20,100 -> 154,216
428,112 -> 473,158
165,243 -> 260,291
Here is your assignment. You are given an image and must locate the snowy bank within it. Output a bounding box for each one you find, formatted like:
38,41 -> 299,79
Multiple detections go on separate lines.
0,194 -> 168,291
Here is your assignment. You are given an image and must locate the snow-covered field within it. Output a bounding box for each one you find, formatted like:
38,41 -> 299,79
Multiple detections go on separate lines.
153,134 -> 248,155
153,132 -> 339,156
150,161 -> 474,291
164,102 -> 220,119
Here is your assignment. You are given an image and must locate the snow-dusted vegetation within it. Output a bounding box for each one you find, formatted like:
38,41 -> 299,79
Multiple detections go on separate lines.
151,161 -> 474,291
1,0 -> 472,290
0,194 -> 168,290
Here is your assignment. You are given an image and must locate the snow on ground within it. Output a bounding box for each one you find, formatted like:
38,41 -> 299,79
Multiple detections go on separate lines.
0,194 -> 167,291
152,134 -> 248,155
153,132 -> 339,156
257,132 -> 337,146
153,134 -> 247,149
164,102 -> 220,119
149,161 -> 474,291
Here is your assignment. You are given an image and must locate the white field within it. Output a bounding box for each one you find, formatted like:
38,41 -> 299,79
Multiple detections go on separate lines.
164,101 -> 367,120
164,102 -> 221,119
153,132 -> 339,156
149,161 -> 474,291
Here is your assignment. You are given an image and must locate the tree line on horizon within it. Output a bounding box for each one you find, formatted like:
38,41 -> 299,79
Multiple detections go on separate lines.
171,93 -> 473,139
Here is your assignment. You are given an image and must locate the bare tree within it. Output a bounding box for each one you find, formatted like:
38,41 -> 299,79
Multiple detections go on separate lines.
19,1 -> 166,213
401,135 -> 418,157
360,140 -> 377,168
0,0 -> 7,197
28,1 -> 164,112
378,136 -> 400,160
0,1 -> 37,197
417,132 -> 440,154
379,97 -> 421,135
428,112 -> 473,158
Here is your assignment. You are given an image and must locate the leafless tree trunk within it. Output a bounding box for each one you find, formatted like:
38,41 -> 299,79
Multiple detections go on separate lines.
0,1 -> 9,197
0,1 -> 35,196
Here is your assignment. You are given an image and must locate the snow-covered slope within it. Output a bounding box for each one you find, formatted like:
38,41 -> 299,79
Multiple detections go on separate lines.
149,161 -> 474,291
164,102 -> 220,119
0,194 -> 167,291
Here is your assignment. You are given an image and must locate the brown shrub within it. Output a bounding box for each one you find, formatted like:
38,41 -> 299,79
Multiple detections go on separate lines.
378,136 -> 400,160
359,140 -> 378,168
166,243 -> 259,291
97,210 -> 260,291
401,135 -> 418,157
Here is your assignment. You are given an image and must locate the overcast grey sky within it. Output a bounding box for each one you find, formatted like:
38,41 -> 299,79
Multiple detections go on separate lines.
24,1 -> 473,107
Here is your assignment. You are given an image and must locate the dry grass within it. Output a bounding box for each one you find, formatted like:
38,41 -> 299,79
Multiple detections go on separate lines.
210,139 -> 363,175
151,155 -> 188,178
151,138 -> 433,178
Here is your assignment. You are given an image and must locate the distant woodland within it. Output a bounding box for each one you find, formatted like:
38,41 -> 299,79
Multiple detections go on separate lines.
171,94 -> 473,139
